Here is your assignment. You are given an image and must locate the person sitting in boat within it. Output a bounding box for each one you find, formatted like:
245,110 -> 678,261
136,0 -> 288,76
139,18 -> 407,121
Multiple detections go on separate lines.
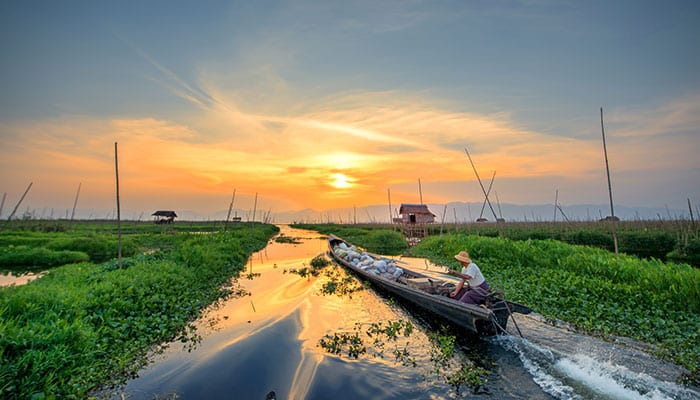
448,251 -> 491,305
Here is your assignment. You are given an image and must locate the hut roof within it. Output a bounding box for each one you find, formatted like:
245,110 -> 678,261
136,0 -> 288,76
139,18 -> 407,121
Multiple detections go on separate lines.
398,204 -> 435,216
152,210 -> 178,218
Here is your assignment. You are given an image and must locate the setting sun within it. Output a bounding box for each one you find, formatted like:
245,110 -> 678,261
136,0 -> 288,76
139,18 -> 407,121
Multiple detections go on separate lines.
330,173 -> 353,189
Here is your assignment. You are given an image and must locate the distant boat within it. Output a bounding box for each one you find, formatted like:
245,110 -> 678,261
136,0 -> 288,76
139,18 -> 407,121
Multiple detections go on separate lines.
328,234 -> 531,336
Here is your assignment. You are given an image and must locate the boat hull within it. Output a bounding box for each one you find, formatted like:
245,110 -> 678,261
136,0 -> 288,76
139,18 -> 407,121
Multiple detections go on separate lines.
327,235 -> 528,336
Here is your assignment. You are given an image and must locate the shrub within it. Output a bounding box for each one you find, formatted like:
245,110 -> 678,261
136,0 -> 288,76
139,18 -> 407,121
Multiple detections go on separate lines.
360,230 -> 407,255
46,236 -> 138,262
618,231 -> 676,260
667,238 -> 700,267
0,246 -> 89,270
564,230 -> 614,250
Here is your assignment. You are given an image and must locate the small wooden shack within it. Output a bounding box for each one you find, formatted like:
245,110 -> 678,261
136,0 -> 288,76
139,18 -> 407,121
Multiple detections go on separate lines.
152,210 -> 177,224
392,204 -> 435,245
393,204 -> 436,224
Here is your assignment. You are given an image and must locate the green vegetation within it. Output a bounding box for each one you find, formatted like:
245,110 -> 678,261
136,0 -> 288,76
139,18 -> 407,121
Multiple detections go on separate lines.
422,220 -> 699,265
318,319 -> 489,394
291,224 -> 408,255
0,222 -> 278,399
285,255 -> 365,297
273,233 -> 303,244
45,235 -> 139,262
410,234 -> 700,384
293,219 -> 700,266
0,246 -> 89,270
0,233 -> 141,272
667,238 -> 700,266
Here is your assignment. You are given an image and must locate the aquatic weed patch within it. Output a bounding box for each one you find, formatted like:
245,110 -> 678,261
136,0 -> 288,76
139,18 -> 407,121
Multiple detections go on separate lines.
411,234 -> 700,383
0,223 -> 279,399
318,319 -> 489,394
273,233 -> 303,244
285,255 -> 365,296
319,264 -> 365,297
284,255 -> 329,278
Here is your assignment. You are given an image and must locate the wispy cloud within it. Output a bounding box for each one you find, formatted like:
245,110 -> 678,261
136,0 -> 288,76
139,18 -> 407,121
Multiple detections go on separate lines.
609,94 -> 700,138
2,86 -> 697,213
3,40 -> 698,214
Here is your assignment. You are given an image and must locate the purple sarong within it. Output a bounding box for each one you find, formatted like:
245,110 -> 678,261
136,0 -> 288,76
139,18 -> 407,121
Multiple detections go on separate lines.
454,281 -> 491,305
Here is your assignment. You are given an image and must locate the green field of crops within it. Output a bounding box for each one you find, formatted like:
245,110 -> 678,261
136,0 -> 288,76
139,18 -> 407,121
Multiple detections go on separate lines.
296,219 -> 700,266
0,221 -> 278,399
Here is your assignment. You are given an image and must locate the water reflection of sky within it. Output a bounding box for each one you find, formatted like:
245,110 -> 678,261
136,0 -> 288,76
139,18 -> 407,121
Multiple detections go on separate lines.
118,225 -> 447,399
0,271 -> 44,287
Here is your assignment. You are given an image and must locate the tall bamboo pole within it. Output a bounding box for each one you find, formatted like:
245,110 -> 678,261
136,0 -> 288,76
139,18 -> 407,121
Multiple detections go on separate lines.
251,192 -> 258,223
557,204 -> 570,222
418,179 -> 423,205
0,192 -> 6,218
495,191 -> 504,220
114,143 -> 122,268
600,108 -> 619,257
7,182 -> 32,221
478,171 -> 496,220
224,189 -> 236,233
464,148 -> 498,220
387,188 -> 393,224
439,204 -> 447,235
688,198 -> 697,238
70,182 -> 81,225
553,189 -> 559,222
365,208 -> 374,223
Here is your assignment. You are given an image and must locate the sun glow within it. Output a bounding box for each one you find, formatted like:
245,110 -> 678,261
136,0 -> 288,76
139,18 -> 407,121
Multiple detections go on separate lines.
330,173 -> 353,189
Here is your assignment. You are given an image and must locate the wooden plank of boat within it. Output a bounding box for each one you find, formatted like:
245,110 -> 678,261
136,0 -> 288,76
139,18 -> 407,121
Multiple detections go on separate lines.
327,234 -> 530,336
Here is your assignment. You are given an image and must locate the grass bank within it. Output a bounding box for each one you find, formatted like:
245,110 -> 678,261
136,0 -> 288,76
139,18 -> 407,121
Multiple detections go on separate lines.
0,222 -> 279,399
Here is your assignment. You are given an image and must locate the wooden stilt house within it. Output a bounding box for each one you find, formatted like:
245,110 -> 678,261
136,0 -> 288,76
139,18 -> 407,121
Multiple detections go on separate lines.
392,204 -> 435,245
152,210 -> 177,224
393,204 -> 436,224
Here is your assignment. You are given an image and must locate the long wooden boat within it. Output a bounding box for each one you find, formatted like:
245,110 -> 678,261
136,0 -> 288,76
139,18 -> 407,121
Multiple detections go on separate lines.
328,234 -> 531,336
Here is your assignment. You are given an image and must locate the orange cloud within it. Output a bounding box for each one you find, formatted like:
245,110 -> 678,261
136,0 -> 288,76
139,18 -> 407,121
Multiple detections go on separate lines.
1,88 -> 696,217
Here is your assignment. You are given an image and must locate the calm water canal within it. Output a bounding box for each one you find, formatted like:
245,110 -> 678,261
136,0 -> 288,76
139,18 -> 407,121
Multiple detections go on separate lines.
112,225 -> 698,400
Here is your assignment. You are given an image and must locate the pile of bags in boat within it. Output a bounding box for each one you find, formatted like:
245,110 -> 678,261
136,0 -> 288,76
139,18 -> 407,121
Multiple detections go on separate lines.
333,242 -> 403,281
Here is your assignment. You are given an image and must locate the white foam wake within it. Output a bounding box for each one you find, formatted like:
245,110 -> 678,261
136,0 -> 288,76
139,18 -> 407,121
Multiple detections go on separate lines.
497,336 -> 699,400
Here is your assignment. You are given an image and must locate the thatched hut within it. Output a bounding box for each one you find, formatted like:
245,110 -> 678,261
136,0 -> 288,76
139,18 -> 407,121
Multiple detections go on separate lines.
393,204 -> 436,224
152,210 -> 177,224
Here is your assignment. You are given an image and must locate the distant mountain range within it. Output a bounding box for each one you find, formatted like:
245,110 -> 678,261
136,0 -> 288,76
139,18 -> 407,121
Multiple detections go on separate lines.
172,201 -> 691,223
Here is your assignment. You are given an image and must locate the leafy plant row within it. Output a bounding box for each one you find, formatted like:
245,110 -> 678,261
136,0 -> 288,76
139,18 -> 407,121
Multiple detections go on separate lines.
0,223 -> 279,399
409,234 -> 699,384
291,223 -> 408,255
0,232 -> 144,272
422,221 -> 699,266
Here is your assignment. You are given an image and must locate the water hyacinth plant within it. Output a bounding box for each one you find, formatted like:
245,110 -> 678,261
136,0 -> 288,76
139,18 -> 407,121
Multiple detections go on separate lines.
0,222 -> 279,399
410,234 -> 700,384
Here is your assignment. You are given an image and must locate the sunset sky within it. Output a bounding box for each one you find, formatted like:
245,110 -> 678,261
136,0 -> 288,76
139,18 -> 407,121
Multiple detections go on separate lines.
1,1 -> 699,220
